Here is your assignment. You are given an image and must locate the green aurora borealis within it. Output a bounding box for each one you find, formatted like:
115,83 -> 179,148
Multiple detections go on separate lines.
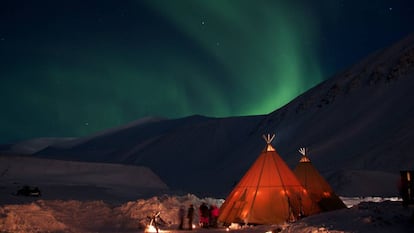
147,0 -> 323,114
1,0 -> 413,142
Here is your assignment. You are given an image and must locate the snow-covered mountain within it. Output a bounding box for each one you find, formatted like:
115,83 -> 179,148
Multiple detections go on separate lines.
2,33 -> 414,198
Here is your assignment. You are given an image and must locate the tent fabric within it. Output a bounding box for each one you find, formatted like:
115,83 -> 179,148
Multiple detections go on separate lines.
293,152 -> 347,211
218,138 -> 320,225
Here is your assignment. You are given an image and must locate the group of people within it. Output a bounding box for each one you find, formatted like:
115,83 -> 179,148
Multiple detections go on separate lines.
178,204 -> 193,230
178,203 -> 220,230
199,202 -> 219,228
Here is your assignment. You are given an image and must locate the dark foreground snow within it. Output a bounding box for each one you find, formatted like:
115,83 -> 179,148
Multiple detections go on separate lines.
0,195 -> 413,233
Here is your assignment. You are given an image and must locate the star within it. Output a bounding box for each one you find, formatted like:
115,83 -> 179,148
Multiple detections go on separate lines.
85,122 -> 89,126
389,7 -> 393,11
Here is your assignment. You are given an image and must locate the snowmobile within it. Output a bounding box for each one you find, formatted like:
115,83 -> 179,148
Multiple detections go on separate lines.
16,185 -> 41,197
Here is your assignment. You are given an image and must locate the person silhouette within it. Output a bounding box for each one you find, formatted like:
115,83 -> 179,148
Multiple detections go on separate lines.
178,206 -> 185,230
187,204 -> 195,230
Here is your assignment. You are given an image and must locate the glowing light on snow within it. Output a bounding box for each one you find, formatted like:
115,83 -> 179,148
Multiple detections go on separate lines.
228,223 -> 242,229
145,225 -> 158,233
145,225 -> 170,233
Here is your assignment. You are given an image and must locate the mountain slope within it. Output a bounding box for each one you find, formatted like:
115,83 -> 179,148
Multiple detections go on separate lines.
260,33 -> 414,172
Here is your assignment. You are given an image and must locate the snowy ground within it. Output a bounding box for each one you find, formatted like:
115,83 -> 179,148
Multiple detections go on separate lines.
1,156 -> 412,232
0,195 -> 413,233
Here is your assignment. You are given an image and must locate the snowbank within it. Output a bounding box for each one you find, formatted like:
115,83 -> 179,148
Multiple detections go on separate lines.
283,201 -> 414,233
1,195 -> 413,233
0,194 -> 222,233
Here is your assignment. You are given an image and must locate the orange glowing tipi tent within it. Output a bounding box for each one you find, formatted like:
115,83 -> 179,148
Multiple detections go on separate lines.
293,148 -> 347,211
218,135 -> 320,225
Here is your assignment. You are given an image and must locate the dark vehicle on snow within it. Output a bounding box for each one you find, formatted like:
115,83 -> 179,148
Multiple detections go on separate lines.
16,185 -> 41,197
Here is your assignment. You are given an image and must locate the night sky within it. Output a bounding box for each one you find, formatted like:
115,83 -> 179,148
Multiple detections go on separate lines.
1,0 -> 414,143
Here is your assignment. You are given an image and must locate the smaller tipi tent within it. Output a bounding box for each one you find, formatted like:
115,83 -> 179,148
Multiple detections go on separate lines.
293,148 -> 347,211
218,135 -> 320,225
